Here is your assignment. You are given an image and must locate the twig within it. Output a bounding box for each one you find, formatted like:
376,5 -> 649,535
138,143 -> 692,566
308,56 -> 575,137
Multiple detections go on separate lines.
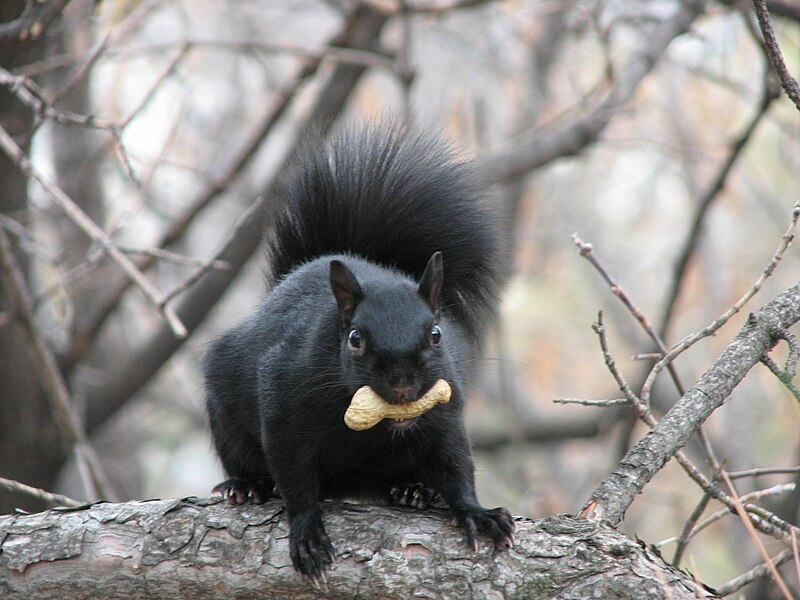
553,397 -> 630,407
761,327 -> 800,401
160,196 -> 265,305
572,234 -> 724,475
720,470 -> 794,600
105,39 -> 399,74
120,246 -> 229,271
0,122 -> 187,339
0,66 -> 146,191
582,282 -> 800,543
664,483 -> 796,556
0,213 -> 75,312
396,1 -> 416,123
365,0 -> 497,16
714,547 -> 795,596
752,0 -> 800,111
793,529 -> 800,595
572,235 -> 683,402
641,202 -> 800,408
659,73 -> 779,339
0,228 -> 77,449
49,0 -> 171,104
0,477 -> 81,509
672,492 -> 712,566
0,67 -> 119,131
110,44 -> 191,188
727,466 -> 800,479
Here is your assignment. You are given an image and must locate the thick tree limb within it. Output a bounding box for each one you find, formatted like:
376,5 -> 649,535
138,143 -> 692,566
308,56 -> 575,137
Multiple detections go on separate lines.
582,282 -> 800,526
0,498 -> 718,599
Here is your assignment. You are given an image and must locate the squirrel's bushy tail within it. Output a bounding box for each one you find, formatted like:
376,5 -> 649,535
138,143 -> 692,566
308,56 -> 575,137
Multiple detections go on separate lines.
268,123 -> 506,340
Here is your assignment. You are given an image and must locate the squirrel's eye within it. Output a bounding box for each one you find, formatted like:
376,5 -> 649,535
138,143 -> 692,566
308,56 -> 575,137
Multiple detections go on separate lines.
348,328 -> 363,350
430,325 -> 442,346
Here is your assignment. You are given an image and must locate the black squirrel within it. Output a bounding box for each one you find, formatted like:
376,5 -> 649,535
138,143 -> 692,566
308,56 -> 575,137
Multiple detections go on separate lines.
203,123 -> 515,580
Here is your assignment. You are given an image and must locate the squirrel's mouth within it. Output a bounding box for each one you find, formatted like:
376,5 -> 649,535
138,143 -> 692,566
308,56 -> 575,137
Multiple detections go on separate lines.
387,416 -> 418,429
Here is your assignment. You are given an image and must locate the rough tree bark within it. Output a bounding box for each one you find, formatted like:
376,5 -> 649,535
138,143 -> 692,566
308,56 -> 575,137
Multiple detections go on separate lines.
0,498 -> 718,599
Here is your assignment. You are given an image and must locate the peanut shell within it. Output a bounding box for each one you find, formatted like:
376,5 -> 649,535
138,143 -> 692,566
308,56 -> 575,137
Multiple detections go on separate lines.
344,379 -> 451,430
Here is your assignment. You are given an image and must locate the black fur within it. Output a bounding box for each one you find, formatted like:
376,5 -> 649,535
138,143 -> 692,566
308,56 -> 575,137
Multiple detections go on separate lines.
203,124 -> 514,581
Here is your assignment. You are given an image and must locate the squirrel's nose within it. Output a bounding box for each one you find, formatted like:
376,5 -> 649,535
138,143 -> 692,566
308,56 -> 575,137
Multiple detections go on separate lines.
392,384 -> 415,402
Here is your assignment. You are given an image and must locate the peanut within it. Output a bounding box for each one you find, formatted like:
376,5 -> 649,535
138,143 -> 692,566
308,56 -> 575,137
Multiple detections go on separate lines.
344,379 -> 451,431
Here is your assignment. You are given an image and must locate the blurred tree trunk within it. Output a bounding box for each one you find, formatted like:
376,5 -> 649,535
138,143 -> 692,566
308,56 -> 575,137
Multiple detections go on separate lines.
0,2 -> 66,514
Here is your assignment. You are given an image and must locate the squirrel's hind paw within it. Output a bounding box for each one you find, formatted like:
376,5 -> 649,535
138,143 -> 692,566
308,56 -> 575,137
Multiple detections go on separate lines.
212,477 -> 277,505
389,482 -> 443,510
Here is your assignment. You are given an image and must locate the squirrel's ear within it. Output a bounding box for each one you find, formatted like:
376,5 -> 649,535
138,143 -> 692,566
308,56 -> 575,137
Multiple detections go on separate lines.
330,260 -> 364,325
418,251 -> 443,316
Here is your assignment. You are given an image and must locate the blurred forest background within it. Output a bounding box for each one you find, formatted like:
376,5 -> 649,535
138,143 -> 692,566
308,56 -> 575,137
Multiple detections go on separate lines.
0,0 -> 798,596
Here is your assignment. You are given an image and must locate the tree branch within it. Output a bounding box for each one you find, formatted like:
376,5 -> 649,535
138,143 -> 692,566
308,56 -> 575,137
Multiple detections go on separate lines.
659,71 -> 779,339
582,281 -> 800,526
752,0 -> 800,110
0,498 -> 719,599
0,0 -> 72,46
477,0 -> 704,181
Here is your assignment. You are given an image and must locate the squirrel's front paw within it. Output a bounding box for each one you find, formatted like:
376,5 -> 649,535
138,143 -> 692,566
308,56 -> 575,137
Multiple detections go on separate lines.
456,506 -> 515,552
290,511 -> 336,584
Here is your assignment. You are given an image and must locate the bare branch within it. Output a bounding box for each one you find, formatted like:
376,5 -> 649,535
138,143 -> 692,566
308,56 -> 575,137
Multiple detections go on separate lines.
553,397 -> 629,407
720,470 -> 794,600
49,0 -> 162,104
572,234 -> 724,474
714,547 -> 796,597
752,0 -> 800,110
583,281 -> 800,532
642,202 -> 800,407
365,0 -> 498,16
760,328 -> 800,400
672,492 -> 711,566
0,476 -> 81,509
63,6 -> 392,371
160,196 -> 265,305
664,483 -> 796,553
659,73 -> 779,338
581,313 -> 731,534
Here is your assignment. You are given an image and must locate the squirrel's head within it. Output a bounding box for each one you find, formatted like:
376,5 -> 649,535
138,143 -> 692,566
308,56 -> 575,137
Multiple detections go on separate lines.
330,253 -> 446,412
